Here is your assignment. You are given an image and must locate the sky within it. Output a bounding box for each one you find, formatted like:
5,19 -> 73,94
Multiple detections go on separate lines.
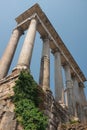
0,0 -> 87,99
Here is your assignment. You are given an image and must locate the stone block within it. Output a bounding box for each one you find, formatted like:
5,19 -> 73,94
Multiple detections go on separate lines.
0,111 -> 17,130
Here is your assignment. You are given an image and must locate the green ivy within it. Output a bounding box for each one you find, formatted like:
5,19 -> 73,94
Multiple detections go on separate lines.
13,70 -> 48,130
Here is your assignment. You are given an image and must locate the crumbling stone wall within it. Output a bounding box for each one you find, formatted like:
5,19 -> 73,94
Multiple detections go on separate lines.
44,90 -> 70,130
0,71 -> 23,130
0,71 -> 71,130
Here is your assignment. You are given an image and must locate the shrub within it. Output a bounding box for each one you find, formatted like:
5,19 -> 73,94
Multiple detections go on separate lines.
13,71 -> 48,130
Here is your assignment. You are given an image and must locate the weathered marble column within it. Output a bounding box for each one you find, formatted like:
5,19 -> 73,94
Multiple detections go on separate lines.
17,18 -> 37,69
52,49 -> 64,103
72,76 -> 79,117
39,36 -> 50,91
0,28 -> 22,79
63,63 -> 73,113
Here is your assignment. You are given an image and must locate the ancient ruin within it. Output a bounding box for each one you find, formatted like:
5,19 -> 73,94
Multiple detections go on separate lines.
0,3 -> 87,130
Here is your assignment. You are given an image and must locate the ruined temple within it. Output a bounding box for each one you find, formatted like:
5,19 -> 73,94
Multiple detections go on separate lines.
0,3 -> 87,130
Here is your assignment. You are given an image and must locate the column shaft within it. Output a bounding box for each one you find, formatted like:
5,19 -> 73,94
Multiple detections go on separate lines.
39,37 -> 50,91
72,77 -> 85,120
17,18 -> 37,69
0,28 -> 22,79
53,50 -> 64,103
64,64 -> 73,113
72,77 -> 79,116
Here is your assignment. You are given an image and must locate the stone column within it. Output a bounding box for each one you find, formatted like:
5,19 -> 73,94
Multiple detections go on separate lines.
39,36 -> 50,91
72,76 -> 79,117
17,18 -> 37,69
52,49 -> 64,103
63,63 -> 73,113
0,28 -> 22,79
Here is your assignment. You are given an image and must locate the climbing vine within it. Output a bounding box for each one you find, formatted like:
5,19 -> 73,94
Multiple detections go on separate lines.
13,70 -> 48,130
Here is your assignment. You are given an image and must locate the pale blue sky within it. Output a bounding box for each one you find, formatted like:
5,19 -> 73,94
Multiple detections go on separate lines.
0,0 -> 87,98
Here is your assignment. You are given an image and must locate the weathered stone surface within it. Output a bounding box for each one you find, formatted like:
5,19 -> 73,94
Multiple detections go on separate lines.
60,123 -> 87,130
0,72 -> 87,130
44,90 -> 70,130
17,125 -> 23,130
0,111 -> 16,130
0,72 -> 19,130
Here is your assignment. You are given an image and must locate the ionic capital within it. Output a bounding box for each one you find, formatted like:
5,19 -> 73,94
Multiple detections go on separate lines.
71,73 -> 78,80
62,61 -> 70,68
51,48 -> 60,54
14,27 -> 24,35
79,82 -> 84,88
40,34 -> 51,42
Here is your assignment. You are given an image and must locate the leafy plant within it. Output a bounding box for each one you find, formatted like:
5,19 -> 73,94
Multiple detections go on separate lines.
13,70 -> 48,130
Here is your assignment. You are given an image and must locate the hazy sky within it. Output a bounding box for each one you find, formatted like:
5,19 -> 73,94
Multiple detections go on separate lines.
0,0 -> 87,98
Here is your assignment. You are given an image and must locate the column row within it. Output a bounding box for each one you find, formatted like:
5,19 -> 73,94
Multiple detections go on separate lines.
0,18 -> 37,79
0,17 -> 84,118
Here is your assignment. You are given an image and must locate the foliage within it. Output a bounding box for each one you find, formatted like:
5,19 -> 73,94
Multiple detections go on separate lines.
70,117 -> 80,124
13,70 -> 48,130
70,120 -> 79,124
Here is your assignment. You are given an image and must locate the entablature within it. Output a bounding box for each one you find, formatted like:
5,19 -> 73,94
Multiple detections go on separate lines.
15,3 -> 86,83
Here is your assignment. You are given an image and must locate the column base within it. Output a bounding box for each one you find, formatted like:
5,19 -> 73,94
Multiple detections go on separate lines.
42,86 -> 51,92
12,66 -> 30,74
45,89 -> 52,94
